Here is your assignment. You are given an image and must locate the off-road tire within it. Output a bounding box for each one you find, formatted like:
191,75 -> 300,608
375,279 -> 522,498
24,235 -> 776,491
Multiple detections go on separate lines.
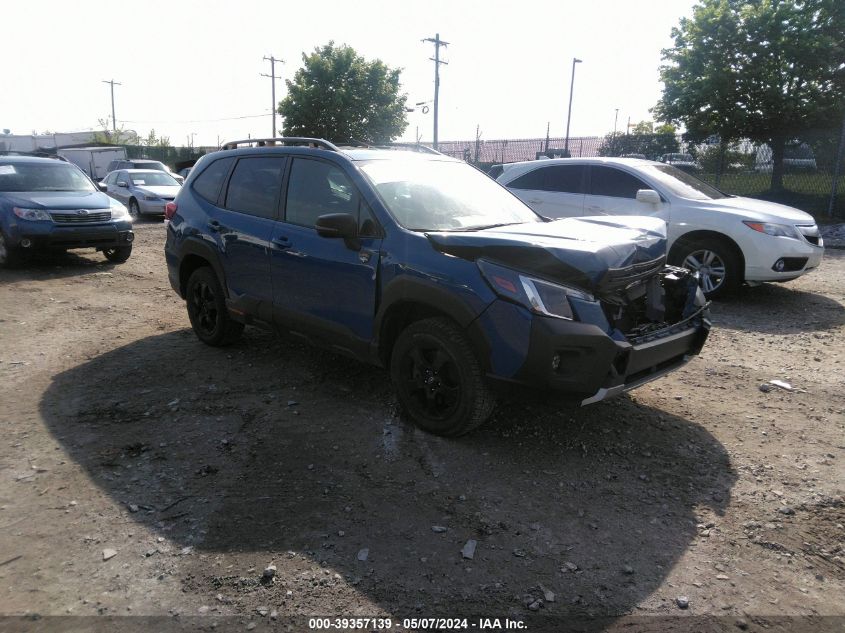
390,317 -> 495,436
185,267 -> 244,346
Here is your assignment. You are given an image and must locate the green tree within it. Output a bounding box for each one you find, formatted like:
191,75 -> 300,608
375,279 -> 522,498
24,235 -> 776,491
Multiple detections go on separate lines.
598,121 -> 680,160
654,0 -> 844,191
279,42 -> 408,143
92,118 -> 138,145
142,129 -> 171,148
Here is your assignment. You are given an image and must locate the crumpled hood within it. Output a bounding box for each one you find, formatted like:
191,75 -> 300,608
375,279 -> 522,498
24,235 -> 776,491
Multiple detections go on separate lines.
698,196 -> 815,224
427,216 -> 667,291
1,190 -> 112,210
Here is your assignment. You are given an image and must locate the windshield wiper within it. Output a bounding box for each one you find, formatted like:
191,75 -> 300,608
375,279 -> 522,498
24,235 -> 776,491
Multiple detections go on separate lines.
446,222 -> 519,232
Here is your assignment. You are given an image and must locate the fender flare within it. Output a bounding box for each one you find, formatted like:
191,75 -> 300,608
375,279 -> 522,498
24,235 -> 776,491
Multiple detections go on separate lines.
177,237 -> 229,299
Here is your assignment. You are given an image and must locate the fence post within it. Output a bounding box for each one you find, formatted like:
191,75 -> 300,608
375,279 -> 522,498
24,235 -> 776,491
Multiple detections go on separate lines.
828,111 -> 845,218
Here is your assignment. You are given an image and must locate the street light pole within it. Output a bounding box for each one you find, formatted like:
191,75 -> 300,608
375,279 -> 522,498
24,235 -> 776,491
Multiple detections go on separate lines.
613,108 -> 619,136
563,58 -> 582,156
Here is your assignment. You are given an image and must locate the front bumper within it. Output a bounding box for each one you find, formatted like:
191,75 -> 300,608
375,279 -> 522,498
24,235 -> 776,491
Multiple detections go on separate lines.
743,232 -> 824,282
138,199 -> 168,215
8,220 -> 134,250
473,299 -> 710,404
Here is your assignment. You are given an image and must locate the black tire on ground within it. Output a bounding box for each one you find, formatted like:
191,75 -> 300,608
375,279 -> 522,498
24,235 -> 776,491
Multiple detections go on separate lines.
185,267 -> 244,346
102,244 -> 133,263
670,236 -> 742,299
0,231 -> 22,268
128,199 -> 141,219
390,317 -> 495,436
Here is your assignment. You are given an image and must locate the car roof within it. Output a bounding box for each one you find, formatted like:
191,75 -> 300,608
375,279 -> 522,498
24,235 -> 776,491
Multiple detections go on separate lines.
0,155 -> 71,164
497,156 -> 665,182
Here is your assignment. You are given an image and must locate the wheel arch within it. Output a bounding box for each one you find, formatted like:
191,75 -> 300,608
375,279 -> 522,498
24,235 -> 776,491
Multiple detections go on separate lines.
177,239 -> 229,299
374,278 -> 489,369
669,230 -> 746,278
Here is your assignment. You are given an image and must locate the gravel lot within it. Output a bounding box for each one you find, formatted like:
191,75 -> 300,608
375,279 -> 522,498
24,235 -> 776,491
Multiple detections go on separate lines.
0,220 -> 843,632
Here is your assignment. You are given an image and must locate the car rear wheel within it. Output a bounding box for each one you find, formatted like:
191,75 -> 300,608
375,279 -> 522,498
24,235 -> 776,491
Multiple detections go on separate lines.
186,267 -> 244,346
128,199 -> 141,219
671,237 -> 742,299
390,317 -> 494,436
102,244 -> 132,263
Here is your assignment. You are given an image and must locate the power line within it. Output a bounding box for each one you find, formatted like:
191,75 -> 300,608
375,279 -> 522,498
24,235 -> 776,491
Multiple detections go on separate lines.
119,113 -> 270,124
422,33 -> 449,151
261,55 -> 284,137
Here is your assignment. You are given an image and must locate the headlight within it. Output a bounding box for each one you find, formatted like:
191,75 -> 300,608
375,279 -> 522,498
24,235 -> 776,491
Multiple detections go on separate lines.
110,203 -> 131,221
13,207 -> 52,221
743,221 -> 800,239
478,259 -> 595,321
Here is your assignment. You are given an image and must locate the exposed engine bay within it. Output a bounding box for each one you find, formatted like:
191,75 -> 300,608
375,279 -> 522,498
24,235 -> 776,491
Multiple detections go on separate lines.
600,265 -> 708,344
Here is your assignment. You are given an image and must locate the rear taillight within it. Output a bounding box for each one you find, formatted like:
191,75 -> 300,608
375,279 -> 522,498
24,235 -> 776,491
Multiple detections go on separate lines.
164,201 -> 177,220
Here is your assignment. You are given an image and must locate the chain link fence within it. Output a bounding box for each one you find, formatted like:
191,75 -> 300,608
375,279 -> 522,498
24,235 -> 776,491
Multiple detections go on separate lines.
428,129 -> 845,218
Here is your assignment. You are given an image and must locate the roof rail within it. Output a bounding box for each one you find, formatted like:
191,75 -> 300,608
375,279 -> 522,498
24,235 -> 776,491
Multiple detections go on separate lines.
220,137 -> 340,151
0,150 -> 68,161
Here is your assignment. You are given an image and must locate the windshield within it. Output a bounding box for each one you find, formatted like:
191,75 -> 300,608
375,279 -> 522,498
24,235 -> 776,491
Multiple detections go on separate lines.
643,164 -> 728,200
359,159 -> 540,231
129,172 -> 179,186
0,162 -> 95,192
132,162 -> 167,172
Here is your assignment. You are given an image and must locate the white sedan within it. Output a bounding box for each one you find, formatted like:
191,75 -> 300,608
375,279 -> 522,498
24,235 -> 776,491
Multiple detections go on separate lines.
496,157 -> 824,297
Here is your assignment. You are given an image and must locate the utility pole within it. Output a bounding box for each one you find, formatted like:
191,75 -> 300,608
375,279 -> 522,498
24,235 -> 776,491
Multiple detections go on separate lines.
613,109 -> 619,136
423,33 -> 449,151
102,79 -> 122,132
563,58 -> 582,156
261,55 -> 284,137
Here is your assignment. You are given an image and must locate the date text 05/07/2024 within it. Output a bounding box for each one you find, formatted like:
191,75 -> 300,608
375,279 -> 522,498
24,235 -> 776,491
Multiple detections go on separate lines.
308,617 -> 527,630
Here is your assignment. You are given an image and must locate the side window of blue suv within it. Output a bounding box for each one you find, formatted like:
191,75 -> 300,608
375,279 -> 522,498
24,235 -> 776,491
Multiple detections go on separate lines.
223,157 -> 285,219
285,158 -> 359,228
193,157 -> 235,204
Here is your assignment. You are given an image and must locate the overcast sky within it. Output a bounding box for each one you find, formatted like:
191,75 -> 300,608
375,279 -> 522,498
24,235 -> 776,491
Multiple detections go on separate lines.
1,0 -> 697,147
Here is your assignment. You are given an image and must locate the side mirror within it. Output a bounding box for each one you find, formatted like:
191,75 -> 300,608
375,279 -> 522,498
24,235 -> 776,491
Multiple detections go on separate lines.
315,213 -> 360,249
636,189 -> 661,205
117,181 -> 128,188
96,182 -> 108,192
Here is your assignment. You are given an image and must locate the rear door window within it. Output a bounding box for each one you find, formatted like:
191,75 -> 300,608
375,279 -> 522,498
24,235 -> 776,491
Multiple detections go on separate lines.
223,156 -> 285,219
192,157 -> 235,204
589,166 -> 649,199
544,165 -> 585,194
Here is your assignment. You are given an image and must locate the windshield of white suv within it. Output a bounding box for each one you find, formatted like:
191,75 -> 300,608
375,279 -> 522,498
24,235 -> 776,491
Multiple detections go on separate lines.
0,162 -> 96,192
132,162 -> 167,172
642,164 -> 728,200
359,159 -> 540,231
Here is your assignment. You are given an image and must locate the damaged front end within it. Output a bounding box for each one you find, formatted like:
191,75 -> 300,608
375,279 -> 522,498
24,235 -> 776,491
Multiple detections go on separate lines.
599,263 -> 710,345
577,263 -> 711,404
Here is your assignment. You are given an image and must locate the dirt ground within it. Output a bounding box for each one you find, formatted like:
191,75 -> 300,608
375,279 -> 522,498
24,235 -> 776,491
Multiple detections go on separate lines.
0,220 -> 843,632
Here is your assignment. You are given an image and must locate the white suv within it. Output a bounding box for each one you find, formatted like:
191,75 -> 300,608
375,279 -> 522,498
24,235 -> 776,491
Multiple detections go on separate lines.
496,157 -> 824,297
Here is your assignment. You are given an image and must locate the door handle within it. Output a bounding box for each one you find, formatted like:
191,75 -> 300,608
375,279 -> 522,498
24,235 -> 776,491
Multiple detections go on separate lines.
272,236 -> 291,248
207,220 -> 223,232
527,199 -> 543,204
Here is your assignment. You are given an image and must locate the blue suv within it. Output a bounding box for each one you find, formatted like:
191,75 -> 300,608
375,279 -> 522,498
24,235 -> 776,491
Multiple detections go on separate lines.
0,155 -> 134,266
165,138 -> 710,436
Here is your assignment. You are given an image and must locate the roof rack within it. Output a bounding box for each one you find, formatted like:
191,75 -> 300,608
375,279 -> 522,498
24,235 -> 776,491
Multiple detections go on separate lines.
338,140 -> 443,156
220,137 -> 340,151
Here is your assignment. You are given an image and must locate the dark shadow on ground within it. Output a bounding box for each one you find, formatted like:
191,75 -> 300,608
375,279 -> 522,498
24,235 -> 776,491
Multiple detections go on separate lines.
40,327 -> 736,624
